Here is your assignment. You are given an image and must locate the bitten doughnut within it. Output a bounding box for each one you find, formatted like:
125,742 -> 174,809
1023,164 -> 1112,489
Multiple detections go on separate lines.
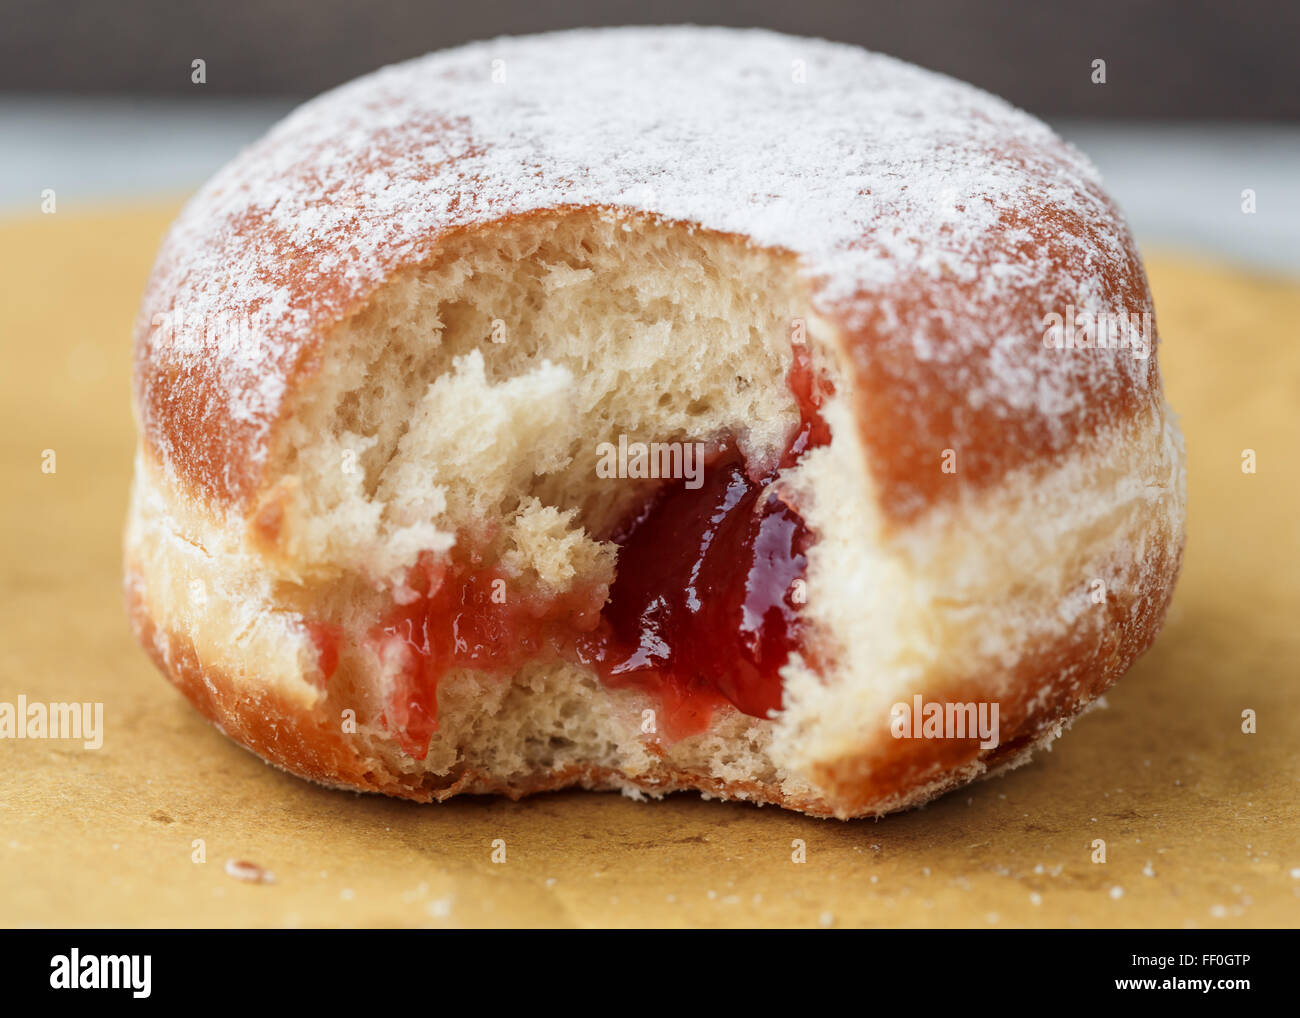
124,26 -> 1186,818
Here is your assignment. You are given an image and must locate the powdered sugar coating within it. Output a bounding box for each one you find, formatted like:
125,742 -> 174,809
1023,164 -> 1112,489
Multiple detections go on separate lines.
134,26 -> 1160,516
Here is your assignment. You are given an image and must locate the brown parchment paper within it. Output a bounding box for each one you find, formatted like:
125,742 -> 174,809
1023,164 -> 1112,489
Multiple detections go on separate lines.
0,204 -> 1296,929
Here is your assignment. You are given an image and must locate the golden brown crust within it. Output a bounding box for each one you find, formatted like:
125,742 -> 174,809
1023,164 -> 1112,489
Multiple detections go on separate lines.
126,28 -> 1184,818
807,538 -> 1181,814
838,196 -> 1160,524
125,519 -> 1180,818
138,206 -> 1158,530
133,28 -> 1162,526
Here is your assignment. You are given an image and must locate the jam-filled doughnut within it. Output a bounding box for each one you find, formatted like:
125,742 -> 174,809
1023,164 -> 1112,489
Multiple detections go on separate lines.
125,27 -> 1185,817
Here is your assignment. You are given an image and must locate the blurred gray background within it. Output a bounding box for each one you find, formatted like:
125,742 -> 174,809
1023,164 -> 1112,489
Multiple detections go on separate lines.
2,0 -> 1297,268
5,0 -> 1298,117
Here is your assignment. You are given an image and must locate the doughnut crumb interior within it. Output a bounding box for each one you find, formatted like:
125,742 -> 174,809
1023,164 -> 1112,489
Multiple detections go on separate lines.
125,27 -> 1186,818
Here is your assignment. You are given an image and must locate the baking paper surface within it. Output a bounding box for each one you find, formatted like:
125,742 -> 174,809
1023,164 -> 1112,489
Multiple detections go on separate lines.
0,206 -> 1296,928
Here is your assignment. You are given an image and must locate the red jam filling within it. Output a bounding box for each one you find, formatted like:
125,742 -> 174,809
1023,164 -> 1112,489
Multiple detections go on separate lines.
575,447 -> 813,724
375,553 -> 606,758
351,347 -> 831,759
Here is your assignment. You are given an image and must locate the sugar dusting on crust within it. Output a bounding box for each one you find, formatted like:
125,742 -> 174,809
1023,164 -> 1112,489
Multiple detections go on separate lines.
134,26 -> 1158,510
